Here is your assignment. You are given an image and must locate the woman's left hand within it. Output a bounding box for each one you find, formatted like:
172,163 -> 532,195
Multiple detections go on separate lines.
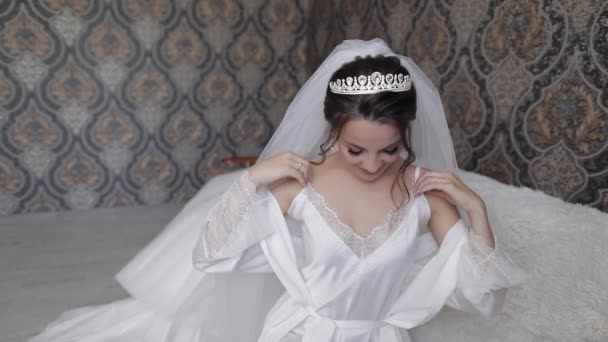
413,169 -> 484,214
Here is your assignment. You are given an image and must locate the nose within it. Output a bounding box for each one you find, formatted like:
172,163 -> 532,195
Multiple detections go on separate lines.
361,155 -> 382,173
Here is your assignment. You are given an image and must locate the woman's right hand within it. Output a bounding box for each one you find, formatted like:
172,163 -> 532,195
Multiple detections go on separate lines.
247,151 -> 311,188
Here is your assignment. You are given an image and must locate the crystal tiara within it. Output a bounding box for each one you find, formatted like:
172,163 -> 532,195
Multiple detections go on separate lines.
329,71 -> 412,95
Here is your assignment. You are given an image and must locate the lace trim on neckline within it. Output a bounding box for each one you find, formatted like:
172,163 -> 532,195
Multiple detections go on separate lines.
303,182 -> 416,258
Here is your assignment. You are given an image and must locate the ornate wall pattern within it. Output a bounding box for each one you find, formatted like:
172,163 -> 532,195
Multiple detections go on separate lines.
0,0 -> 312,215
1,0 -> 606,215
310,0 -> 608,212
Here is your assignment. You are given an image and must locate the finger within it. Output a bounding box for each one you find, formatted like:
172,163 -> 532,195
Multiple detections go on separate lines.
430,171 -> 464,184
289,162 -> 306,179
290,161 -> 310,182
288,168 -> 306,186
416,175 -> 451,186
290,159 -> 308,171
302,164 -> 311,183
416,181 -> 453,194
417,172 -> 452,183
292,159 -> 310,173
415,177 -> 450,192
422,170 -> 461,184
424,189 -> 451,201
307,164 -> 313,182
287,152 -> 309,165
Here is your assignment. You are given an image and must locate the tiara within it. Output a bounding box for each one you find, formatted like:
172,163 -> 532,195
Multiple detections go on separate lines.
329,71 -> 411,95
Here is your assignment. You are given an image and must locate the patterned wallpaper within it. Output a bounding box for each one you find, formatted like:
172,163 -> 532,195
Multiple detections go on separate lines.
1,0 -> 606,215
310,0 -> 608,212
0,0 -> 312,215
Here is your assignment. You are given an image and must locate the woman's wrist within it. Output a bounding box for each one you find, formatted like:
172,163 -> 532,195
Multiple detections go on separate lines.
465,196 -> 486,218
466,200 -> 495,249
245,166 -> 263,188
244,168 -> 262,188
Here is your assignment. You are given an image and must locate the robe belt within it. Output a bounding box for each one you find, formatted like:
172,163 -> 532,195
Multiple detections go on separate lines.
302,305 -> 389,342
305,306 -> 388,329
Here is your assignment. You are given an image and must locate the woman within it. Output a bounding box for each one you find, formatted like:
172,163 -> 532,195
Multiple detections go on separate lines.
30,39 -> 523,342
192,44 -> 523,342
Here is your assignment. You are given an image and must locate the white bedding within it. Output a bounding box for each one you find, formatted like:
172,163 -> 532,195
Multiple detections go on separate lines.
3,170 -> 606,342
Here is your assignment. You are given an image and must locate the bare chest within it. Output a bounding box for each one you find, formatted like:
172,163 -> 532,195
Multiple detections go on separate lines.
308,183 -> 408,238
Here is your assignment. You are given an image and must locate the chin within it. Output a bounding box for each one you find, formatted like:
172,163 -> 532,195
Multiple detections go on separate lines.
355,167 -> 385,182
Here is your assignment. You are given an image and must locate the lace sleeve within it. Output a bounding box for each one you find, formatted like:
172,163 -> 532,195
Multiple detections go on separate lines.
447,222 -> 526,318
462,229 -> 526,287
193,170 -> 276,268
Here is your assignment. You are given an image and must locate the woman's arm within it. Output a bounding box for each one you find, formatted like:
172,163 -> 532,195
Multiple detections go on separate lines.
193,151 -> 311,273
415,169 -> 525,318
193,170 -> 278,272
415,169 -> 495,248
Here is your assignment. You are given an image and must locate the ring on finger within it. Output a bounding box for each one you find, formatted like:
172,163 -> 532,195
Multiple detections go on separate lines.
296,162 -> 303,171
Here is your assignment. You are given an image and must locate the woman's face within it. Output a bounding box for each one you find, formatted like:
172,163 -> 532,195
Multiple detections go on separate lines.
335,118 -> 403,183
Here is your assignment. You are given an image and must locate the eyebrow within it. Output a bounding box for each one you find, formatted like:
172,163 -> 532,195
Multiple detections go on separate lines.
344,139 -> 401,150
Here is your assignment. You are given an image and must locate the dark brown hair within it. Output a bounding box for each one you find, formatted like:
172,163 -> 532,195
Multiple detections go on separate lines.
312,55 -> 417,205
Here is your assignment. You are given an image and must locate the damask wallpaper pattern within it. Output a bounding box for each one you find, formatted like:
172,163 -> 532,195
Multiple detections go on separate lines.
1,0 -> 607,215
310,0 -> 608,212
0,0 -> 312,214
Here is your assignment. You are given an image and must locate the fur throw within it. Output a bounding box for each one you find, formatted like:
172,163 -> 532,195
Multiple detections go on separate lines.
410,170 -> 608,342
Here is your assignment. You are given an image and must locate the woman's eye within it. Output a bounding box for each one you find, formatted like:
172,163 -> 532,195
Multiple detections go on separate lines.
384,147 -> 399,154
348,149 -> 362,156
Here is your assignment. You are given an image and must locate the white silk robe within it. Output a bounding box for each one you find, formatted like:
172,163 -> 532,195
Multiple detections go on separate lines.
193,169 -> 523,342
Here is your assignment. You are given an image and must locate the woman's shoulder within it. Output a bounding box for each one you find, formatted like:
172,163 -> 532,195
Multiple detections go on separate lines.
395,162 -> 421,194
269,178 -> 304,214
268,157 -> 333,214
414,166 -> 453,212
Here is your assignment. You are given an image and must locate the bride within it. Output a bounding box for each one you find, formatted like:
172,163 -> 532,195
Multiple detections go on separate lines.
30,39 -> 524,342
